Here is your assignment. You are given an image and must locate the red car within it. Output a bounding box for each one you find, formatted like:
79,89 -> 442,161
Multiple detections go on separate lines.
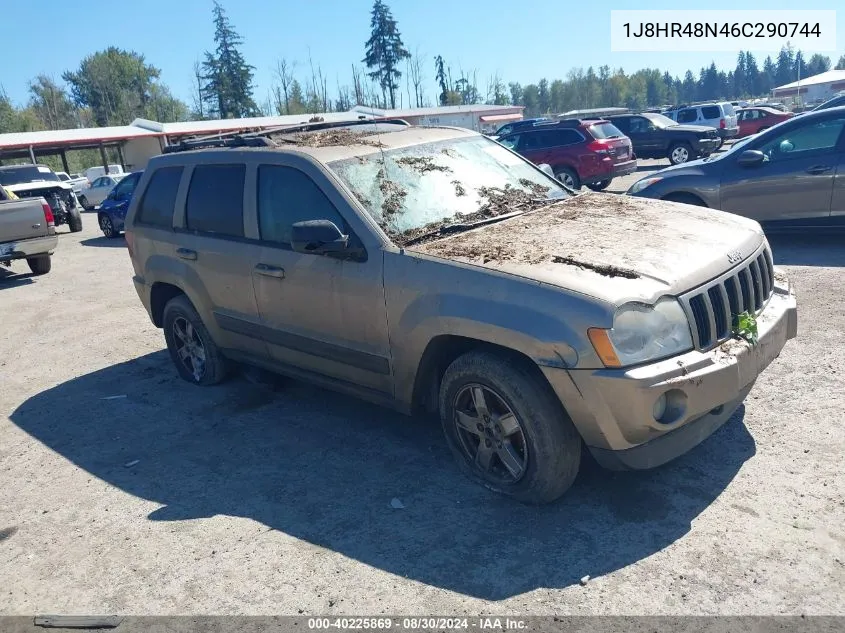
498,119 -> 636,190
736,106 -> 794,138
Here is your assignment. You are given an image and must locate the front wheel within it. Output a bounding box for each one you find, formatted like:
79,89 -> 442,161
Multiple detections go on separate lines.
162,295 -> 228,386
439,350 -> 582,504
715,138 -> 724,151
668,142 -> 692,165
99,213 -> 117,238
586,179 -> 611,191
27,255 -> 51,275
554,167 -> 580,190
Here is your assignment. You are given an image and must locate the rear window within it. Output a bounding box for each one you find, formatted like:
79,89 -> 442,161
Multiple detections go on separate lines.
701,105 -> 721,119
136,166 -> 183,229
185,164 -> 245,238
586,122 -> 625,139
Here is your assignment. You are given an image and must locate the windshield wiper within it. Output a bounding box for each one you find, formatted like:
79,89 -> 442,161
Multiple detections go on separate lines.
401,210 -> 527,247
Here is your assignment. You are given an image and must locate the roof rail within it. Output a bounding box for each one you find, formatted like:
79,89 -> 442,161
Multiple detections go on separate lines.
162,117 -> 412,153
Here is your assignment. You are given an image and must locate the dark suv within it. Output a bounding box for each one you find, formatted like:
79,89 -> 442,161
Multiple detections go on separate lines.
608,112 -> 720,165
497,120 -> 636,190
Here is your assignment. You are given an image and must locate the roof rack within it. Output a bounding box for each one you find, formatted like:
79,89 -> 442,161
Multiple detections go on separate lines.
162,117 -> 412,154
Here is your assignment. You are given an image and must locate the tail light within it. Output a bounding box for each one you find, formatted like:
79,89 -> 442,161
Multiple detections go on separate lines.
587,139 -> 609,155
719,118 -> 726,129
41,203 -> 55,227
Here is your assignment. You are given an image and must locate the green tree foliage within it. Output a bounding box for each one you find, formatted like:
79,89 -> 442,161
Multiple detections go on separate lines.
836,55 -> 845,70
805,54 -> 831,77
202,1 -> 258,118
63,47 -> 163,125
28,76 -> 77,130
363,0 -> 410,109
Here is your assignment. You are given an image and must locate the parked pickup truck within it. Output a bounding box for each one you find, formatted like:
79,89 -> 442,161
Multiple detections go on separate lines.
56,171 -> 91,193
0,187 -> 58,275
0,165 -> 82,233
608,112 -> 721,165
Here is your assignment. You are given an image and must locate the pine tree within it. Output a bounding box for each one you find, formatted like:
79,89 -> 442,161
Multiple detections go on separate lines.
836,55 -> 845,70
745,53 -> 760,96
734,51 -> 747,97
775,45 -> 795,88
363,1 -> 410,109
202,1 -> 258,119
762,56 -> 777,93
435,55 -> 449,105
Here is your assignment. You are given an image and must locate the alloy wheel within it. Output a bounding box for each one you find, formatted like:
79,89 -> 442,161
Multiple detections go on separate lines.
671,146 -> 689,163
172,317 -> 207,382
452,384 -> 529,485
99,215 -> 114,237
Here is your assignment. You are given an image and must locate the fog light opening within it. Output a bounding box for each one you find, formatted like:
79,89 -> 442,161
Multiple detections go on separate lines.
654,389 -> 688,424
652,394 -> 668,421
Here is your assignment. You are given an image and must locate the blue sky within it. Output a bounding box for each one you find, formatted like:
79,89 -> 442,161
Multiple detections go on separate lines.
1,0 -> 843,109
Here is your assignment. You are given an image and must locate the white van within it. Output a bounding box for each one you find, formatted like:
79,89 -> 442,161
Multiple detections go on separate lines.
83,164 -> 124,184
662,102 -> 739,147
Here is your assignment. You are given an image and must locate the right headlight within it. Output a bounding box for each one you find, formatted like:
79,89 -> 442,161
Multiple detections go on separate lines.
588,297 -> 693,367
627,176 -> 663,195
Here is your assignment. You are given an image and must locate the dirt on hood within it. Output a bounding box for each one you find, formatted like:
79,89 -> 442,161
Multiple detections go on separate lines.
408,191 -> 764,298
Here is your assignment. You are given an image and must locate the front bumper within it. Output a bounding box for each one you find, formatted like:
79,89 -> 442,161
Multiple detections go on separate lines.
541,273 -> 797,470
695,138 -> 720,154
0,234 -> 58,261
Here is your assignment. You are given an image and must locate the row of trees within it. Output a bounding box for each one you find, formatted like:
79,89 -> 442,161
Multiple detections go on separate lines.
3,0 -> 845,141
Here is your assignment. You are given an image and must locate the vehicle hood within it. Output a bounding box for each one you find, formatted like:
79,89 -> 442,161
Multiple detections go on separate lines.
408,192 -> 765,305
5,181 -> 72,193
669,124 -> 718,134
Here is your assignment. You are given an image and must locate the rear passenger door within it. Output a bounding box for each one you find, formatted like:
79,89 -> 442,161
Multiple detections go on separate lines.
250,161 -> 393,395
176,162 -> 269,360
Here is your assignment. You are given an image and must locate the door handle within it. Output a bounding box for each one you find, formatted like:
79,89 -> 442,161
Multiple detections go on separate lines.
176,248 -> 197,260
806,165 -> 832,175
254,263 -> 285,279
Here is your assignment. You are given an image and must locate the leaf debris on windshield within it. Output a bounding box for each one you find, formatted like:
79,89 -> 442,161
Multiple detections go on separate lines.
452,180 -> 466,197
276,128 -> 385,148
395,156 -> 452,174
379,179 -> 407,225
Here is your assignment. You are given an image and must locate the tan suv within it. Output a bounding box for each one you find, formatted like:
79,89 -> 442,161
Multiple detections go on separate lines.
125,121 -> 798,504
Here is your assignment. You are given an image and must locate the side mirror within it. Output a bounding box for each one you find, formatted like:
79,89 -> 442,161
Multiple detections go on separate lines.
737,149 -> 766,167
538,163 -> 555,178
291,219 -> 349,255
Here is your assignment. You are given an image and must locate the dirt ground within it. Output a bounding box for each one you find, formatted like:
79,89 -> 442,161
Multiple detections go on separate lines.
1,211 -> 843,616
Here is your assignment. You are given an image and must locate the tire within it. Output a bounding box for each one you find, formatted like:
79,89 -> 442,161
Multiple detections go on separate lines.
668,142 -> 692,165
715,138 -> 724,151
78,196 -> 90,211
663,192 -> 707,207
439,350 -> 582,504
99,213 -> 117,238
554,167 -> 580,190
162,295 -> 228,386
586,179 -> 611,192
27,255 -> 51,275
68,207 -> 83,233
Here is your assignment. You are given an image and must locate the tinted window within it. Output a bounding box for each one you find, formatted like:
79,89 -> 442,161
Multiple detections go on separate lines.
136,166 -> 183,229
758,117 -> 845,161
610,117 -> 630,133
628,117 -> 652,133
113,173 -> 139,197
677,109 -> 698,123
496,124 -> 513,136
499,134 -> 519,150
185,164 -> 245,237
257,166 -> 346,246
701,105 -> 721,119
587,122 -> 624,139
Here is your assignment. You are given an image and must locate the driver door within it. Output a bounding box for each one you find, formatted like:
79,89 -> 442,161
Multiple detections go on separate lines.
250,161 -> 393,395
720,115 -> 844,223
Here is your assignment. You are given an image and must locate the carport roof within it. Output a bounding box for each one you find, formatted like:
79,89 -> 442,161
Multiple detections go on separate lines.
0,125 -> 160,151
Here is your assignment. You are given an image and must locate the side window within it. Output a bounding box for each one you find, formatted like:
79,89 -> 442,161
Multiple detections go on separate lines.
758,117 -> 845,162
543,130 -> 581,147
113,174 -> 138,197
257,165 -> 346,247
499,134 -> 519,150
629,117 -> 650,133
185,164 -> 245,238
136,166 -> 183,229
611,117 -> 630,133
92,177 -> 105,187
677,109 -> 698,124
758,110 -> 769,119
701,105 -> 721,120
519,132 -> 543,150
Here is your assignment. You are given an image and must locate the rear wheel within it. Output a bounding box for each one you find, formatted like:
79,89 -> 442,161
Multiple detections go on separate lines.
27,255 -> 51,275
68,207 -> 83,232
99,213 -> 117,238
715,138 -> 724,151
78,196 -> 90,211
585,179 -> 611,191
162,295 -> 227,386
668,142 -> 692,165
439,350 -> 582,504
554,167 -> 580,190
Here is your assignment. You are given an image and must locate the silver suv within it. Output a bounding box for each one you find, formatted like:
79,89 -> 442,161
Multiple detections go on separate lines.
664,102 -> 739,147
125,121 -> 797,504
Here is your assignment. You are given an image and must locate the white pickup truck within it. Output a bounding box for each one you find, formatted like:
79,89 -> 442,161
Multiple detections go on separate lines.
0,187 -> 58,275
56,171 -> 90,193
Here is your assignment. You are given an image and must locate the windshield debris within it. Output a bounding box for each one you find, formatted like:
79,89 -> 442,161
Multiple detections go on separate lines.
276,128 -> 385,148
395,156 -> 452,174
379,179 -> 407,223
452,180 -> 466,197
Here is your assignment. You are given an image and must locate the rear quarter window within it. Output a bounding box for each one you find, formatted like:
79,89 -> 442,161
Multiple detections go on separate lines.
185,164 -> 245,238
701,105 -> 721,119
135,166 -> 183,229
586,122 -> 625,139
721,103 -> 736,116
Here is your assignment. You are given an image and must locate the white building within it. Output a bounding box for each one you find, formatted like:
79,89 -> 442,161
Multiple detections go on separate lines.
772,69 -> 845,105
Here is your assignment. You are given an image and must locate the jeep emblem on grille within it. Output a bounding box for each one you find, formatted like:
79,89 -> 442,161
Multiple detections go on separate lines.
727,250 -> 742,264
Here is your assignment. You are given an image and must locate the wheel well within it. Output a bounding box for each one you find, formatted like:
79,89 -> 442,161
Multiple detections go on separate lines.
661,192 -> 708,207
149,283 -> 185,327
411,335 -> 554,415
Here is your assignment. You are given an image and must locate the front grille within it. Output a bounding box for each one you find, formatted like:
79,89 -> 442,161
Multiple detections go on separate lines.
682,247 -> 775,350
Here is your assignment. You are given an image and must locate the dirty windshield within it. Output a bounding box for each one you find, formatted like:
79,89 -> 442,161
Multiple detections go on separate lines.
328,136 -> 569,244
0,165 -> 60,186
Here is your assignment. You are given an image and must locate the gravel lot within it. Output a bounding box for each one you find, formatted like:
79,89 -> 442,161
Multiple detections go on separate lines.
1,196 -> 843,616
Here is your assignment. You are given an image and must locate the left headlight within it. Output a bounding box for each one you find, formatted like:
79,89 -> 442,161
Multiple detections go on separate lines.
588,297 -> 693,367
628,176 -> 663,195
